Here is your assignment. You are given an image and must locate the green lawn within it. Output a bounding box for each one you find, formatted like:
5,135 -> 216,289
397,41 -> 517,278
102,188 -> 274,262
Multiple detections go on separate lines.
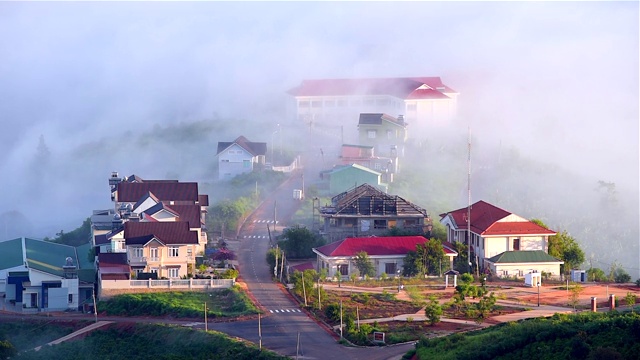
98,287 -> 259,318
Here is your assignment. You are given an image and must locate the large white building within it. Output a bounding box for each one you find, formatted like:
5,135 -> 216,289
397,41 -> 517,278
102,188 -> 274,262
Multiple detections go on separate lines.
287,77 -> 458,139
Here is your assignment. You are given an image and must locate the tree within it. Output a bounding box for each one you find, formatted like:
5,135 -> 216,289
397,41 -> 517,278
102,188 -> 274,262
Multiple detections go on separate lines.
533,220 -> 585,279
613,268 -> 631,283
624,292 -> 637,313
353,251 -> 375,278
278,225 -> 324,258
424,296 -> 443,325
568,283 -> 584,310
402,239 -> 446,276
47,217 -> 92,246
587,267 -> 607,282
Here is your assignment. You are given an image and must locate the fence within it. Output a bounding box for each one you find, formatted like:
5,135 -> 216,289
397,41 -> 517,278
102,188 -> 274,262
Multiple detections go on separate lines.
100,278 -> 235,290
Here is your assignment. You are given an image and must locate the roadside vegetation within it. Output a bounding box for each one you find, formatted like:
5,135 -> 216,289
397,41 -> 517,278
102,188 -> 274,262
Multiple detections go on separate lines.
98,288 -> 259,318
0,320 -> 91,357
16,323 -> 286,360
411,311 -> 640,360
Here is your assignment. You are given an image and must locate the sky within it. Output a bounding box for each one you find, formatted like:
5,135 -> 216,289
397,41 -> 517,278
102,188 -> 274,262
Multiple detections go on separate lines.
0,2 -> 638,241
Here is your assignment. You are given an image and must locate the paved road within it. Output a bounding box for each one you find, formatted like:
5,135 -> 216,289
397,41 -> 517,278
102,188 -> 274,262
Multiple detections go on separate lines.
221,171 -> 414,359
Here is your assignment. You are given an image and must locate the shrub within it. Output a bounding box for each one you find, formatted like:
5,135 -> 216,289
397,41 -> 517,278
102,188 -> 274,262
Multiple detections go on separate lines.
614,268 -> 631,283
424,297 -> 443,325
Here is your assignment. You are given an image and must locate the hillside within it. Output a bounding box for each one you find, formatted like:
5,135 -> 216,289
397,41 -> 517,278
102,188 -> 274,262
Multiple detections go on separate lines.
413,312 -> 640,360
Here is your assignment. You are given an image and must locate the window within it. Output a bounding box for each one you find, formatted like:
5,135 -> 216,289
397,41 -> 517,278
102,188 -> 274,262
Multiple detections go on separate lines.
311,101 -> 322,108
187,248 -> 193,258
150,248 -> 159,261
243,160 -> 251,168
221,159 -> 229,162
387,130 -> 393,139
374,219 -> 387,229
513,238 -> 520,251
169,247 -> 179,257
404,219 -> 417,227
374,162 -> 382,170
68,294 -> 73,304
150,268 -> 159,274
299,101 -> 309,108
337,264 -> 349,276
407,103 -> 417,111
133,247 -> 143,258
168,268 -> 179,278
367,130 -> 377,139
385,263 -> 397,275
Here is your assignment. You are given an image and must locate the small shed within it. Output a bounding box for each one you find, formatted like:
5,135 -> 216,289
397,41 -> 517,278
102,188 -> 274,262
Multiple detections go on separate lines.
524,272 -> 542,287
571,269 -> 587,283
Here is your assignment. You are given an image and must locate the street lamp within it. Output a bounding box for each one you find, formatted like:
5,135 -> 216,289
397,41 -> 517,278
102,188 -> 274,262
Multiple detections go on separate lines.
397,268 -> 401,293
537,281 -> 541,307
337,265 -> 341,288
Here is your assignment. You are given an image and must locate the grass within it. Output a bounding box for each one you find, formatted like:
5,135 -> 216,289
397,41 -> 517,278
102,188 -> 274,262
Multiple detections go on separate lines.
0,320 -> 91,352
98,286 -> 259,318
15,323 -> 287,360
414,311 -> 640,360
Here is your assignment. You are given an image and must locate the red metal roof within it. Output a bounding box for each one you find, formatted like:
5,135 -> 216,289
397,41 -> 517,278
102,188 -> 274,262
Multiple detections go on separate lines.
314,236 -> 457,257
117,182 -> 199,203
288,77 -> 456,99
124,222 -> 198,245
441,200 -> 555,236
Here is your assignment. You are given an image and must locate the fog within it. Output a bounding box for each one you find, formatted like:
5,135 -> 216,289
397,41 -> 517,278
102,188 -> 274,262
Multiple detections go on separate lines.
1,2 -> 638,275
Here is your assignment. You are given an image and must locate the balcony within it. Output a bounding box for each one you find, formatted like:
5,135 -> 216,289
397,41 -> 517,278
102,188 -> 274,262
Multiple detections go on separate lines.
129,256 -> 147,266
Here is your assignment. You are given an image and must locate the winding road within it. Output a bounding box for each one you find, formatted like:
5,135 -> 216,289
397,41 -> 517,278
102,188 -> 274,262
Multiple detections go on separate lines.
209,171 -> 414,359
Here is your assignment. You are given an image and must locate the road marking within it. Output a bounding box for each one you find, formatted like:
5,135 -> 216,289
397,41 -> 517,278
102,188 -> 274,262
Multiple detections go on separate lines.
268,309 -> 302,314
252,219 -> 279,224
182,322 -> 204,327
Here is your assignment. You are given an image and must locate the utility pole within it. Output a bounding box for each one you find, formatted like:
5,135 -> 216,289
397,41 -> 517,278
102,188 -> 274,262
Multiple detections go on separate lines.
92,288 -> 98,323
258,313 -> 262,350
279,251 -> 285,282
340,300 -> 343,339
204,302 -> 208,331
467,127 -> 472,274
302,274 -> 308,306
317,278 -> 322,310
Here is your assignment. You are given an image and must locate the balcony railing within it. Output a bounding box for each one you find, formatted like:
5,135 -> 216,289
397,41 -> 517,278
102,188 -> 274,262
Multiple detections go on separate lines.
129,256 -> 147,265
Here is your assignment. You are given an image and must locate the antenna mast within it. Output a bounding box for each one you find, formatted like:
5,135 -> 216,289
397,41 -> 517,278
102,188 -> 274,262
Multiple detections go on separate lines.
467,127 -> 472,273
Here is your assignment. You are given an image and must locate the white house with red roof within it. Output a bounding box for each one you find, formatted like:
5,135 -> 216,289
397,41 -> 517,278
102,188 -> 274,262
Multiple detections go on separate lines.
313,236 -> 457,279
440,200 -> 561,278
287,77 -> 458,138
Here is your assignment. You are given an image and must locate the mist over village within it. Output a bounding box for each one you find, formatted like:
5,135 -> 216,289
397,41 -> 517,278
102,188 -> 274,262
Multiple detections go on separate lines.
0,2 -> 638,359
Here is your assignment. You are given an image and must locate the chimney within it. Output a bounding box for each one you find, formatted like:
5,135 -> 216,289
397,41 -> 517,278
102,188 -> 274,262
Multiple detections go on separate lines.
397,115 -> 405,124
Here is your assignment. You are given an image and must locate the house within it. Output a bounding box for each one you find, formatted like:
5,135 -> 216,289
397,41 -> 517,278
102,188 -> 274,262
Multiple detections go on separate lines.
322,164 -> 388,195
485,251 -> 564,279
313,236 -> 457,278
357,113 -> 407,164
216,136 -> 267,180
92,173 -> 210,292
0,237 -> 95,312
104,172 -> 209,251
287,77 -> 458,138
124,221 -> 199,279
319,184 -> 431,242
339,144 -> 396,182
439,200 -> 560,277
